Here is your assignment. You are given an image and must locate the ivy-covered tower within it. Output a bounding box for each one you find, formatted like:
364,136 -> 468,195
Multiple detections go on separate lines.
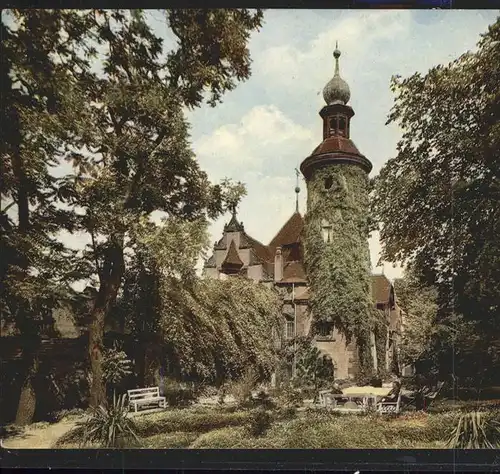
300,45 -> 376,375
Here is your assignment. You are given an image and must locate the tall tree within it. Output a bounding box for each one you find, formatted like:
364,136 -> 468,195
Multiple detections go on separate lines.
115,215 -> 282,387
1,10 -> 97,424
58,9 -> 263,406
373,18 -> 500,384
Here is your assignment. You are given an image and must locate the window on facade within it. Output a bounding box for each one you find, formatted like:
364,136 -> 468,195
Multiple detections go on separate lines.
316,322 -> 334,338
321,219 -> 333,243
285,320 -> 295,340
324,176 -> 333,190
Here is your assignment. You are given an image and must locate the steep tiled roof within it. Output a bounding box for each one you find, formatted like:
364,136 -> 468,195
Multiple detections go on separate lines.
311,136 -> 362,157
371,274 -> 392,303
221,239 -> 244,270
282,261 -> 307,283
245,233 -> 272,263
269,212 -> 304,250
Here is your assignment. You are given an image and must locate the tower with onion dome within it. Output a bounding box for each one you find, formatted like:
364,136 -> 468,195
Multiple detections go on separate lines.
300,44 -> 377,376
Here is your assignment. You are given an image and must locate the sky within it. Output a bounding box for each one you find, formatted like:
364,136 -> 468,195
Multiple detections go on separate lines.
18,9 -> 496,285
147,9 -> 496,281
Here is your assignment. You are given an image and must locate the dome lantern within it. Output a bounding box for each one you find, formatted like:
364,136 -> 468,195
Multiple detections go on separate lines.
322,42 -> 351,106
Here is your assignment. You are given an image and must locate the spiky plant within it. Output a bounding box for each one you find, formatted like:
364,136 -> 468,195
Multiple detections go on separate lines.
446,411 -> 500,449
77,394 -> 139,448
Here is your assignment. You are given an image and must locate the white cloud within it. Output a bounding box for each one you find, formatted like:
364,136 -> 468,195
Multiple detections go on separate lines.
193,104 -> 315,179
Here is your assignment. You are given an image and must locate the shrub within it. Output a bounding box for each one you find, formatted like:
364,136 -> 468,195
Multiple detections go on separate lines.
230,369 -> 259,406
76,394 -> 140,448
253,390 -> 276,409
277,406 -> 297,420
446,411 -> 500,449
134,408 -> 253,437
276,384 -> 304,408
163,379 -> 198,407
102,344 -> 133,387
47,408 -> 86,423
248,408 -> 272,437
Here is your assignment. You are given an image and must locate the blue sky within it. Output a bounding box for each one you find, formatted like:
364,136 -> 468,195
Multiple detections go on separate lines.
22,9 -> 496,284
148,9 -> 496,280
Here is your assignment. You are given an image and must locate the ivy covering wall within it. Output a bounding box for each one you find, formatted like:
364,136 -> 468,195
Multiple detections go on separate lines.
303,164 -> 379,374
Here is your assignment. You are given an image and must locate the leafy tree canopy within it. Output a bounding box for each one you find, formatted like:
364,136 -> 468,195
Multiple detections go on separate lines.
373,18 -> 500,328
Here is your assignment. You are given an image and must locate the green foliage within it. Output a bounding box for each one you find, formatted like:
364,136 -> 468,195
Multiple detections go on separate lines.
275,384 -> 304,408
163,380 -> 198,407
76,394 -> 139,448
295,339 -> 334,399
303,165 -> 378,373
152,274 -> 282,385
229,368 -> 259,405
133,407 -> 254,437
373,18 -> 500,384
102,343 -> 133,387
446,411 -> 500,449
395,272 -> 438,367
248,407 -> 272,437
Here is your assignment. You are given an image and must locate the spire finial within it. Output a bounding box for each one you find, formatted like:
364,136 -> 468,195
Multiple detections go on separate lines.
294,167 -> 301,213
333,41 -> 341,76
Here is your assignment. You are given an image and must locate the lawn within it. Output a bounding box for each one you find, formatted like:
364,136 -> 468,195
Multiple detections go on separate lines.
51,405 -> 459,449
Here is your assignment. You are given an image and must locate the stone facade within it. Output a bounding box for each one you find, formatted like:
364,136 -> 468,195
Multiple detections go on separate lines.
202,210 -> 402,380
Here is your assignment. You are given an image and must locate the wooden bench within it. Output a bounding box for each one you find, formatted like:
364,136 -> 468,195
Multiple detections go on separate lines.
378,392 -> 402,414
127,387 -> 166,413
320,392 -> 378,413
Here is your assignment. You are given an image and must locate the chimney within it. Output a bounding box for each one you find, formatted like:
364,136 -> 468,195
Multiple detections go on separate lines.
274,246 -> 283,282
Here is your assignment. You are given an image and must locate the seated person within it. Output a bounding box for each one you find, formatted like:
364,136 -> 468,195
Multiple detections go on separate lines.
381,380 -> 401,403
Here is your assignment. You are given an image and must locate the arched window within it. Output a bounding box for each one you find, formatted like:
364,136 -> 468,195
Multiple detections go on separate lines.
324,176 -> 333,190
338,116 -> 346,136
328,117 -> 337,135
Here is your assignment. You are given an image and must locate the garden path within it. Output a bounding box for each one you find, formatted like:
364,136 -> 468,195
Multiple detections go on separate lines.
1,417 -> 81,449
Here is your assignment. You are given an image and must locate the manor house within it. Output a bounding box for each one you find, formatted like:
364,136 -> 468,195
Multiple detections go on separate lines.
203,46 -> 403,380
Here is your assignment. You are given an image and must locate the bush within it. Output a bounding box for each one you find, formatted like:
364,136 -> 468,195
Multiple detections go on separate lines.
446,411 -> 500,449
47,408 -> 86,423
230,369 -> 259,406
253,390 -> 275,409
134,408 -> 253,437
76,394 -> 140,448
276,384 -> 304,408
163,380 -> 198,407
248,408 -> 272,437
277,406 -> 297,420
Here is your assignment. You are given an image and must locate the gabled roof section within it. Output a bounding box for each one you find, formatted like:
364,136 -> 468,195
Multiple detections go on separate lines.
269,212 -> 304,250
221,239 -> 244,270
281,261 -> 307,283
371,274 -> 392,304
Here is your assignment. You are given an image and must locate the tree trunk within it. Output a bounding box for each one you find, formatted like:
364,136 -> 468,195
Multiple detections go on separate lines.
88,306 -> 107,407
15,345 -> 40,425
88,236 -> 125,408
12,143 -> 40,426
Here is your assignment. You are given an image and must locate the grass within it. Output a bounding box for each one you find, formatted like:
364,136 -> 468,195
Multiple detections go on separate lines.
52,402 -> 499,449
